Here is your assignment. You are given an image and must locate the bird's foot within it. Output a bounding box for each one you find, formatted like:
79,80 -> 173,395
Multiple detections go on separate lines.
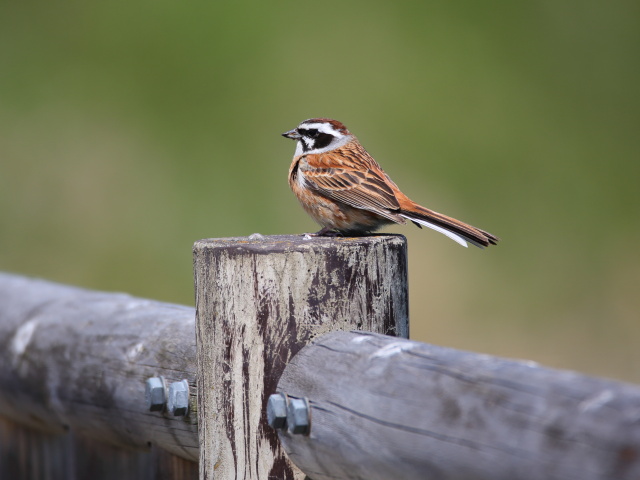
316,227 -> 344,237
302,227 -> 344,238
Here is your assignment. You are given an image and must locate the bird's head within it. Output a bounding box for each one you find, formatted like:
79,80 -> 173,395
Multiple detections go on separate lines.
282,118 -> 352,155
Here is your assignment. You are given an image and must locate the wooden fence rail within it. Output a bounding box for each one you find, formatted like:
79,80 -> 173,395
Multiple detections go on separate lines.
275,330 -> 640,480
0,272 -> 199,478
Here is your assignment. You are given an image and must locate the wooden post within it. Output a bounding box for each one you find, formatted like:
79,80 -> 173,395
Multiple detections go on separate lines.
276,331 -> 640,480
193,234 -> 409,480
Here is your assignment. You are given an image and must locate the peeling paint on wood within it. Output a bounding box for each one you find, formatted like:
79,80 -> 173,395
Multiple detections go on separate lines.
193,234 -> 409,480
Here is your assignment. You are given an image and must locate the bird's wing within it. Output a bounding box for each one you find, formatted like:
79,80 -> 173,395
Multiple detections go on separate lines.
299,149 -> 402,221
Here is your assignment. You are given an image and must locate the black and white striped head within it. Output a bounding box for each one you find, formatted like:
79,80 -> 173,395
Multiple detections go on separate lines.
282,118 -> 353,155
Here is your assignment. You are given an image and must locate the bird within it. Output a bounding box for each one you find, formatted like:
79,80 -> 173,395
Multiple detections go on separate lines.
282,118 -> 499,248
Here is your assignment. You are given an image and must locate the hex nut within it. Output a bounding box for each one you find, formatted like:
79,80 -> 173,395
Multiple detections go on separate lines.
168,380 -> 190,416
267,393 -> 288,430
287,397 -> 310,435
145,377 -> 166,412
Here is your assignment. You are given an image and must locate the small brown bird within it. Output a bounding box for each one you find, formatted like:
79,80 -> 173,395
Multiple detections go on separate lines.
282,118 -> 499,248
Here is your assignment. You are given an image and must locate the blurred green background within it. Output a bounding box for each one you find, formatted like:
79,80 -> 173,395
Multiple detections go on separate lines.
1,2 -> 638,383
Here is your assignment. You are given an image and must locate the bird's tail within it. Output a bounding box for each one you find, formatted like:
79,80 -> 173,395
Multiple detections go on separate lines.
400,203 -> 499,249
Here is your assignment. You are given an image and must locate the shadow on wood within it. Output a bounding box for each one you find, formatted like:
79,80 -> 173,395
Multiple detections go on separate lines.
0,417 -> 198,480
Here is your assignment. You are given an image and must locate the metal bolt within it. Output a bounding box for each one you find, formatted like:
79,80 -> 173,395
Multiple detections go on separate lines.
267,393 -> 288,430
287,397 -> 310,435
168,379 -> 190,416
145,377 -> 166,412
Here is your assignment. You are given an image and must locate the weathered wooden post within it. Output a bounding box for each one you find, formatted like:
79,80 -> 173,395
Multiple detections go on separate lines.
193,234 -> 409,480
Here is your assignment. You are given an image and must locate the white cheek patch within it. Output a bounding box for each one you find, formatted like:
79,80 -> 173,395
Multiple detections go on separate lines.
302,137 -> 313,150
304,135 -> 352,155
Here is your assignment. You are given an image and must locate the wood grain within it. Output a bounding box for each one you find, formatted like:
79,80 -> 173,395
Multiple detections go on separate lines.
277,331 -> 640,480
0,417 -> 198,480
193,234 -> 409,480
0,273 -> 199,462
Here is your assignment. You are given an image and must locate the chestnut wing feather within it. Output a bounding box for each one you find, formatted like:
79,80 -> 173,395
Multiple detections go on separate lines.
299,150 -> 402,221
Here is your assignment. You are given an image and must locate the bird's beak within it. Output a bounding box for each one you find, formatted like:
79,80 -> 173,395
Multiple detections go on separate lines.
282,129 -> 301,140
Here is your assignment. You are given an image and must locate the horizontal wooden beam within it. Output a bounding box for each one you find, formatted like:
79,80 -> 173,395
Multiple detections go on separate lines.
0,273 -> 198,462
276,331 -> 640,480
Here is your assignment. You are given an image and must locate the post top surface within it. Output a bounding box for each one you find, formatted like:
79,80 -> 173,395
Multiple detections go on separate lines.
193,233 -> 406,255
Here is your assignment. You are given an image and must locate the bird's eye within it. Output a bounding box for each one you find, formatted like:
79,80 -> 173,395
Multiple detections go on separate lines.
300,128 -> 319,138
